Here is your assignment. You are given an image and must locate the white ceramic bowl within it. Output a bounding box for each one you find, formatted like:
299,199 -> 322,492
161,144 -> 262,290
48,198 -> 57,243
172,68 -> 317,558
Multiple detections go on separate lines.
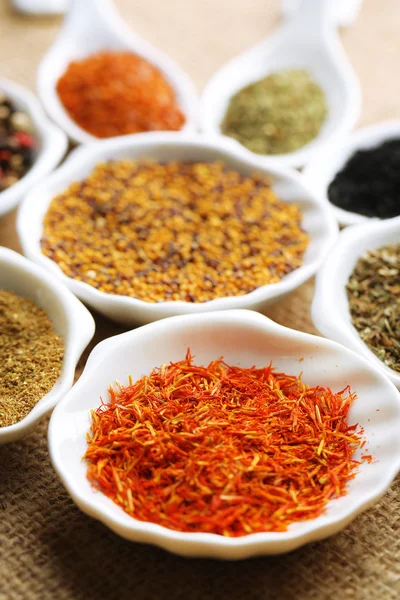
312,216 -> 400,389
17,132 -> 338,326
37,0 -> 198,145
0,79 -> 68,218
0,247 -> 95,444
48,309 -> 400,559
303,120 -> 400,226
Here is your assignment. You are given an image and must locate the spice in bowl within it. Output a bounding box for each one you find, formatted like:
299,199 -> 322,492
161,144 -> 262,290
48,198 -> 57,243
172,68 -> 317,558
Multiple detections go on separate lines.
328,139 -> 400,219
84,351 -> 367,536
0,92 -> 37,192
41,160 -> 309,303
221,69 -> 327,155
0,290 -> 64,427
56,51 -> 186,138
347,243 -> 400,373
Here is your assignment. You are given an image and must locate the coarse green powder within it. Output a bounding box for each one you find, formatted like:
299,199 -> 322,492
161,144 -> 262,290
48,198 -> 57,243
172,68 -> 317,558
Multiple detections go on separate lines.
221,69 -> 327,155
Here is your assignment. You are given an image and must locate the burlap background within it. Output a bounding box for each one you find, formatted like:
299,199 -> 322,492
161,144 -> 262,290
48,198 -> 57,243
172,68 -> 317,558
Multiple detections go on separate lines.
1,0 -> 400,598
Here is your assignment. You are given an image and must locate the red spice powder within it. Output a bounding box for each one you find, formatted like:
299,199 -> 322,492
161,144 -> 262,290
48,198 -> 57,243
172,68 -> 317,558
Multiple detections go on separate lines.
57,51 -> 185,138
84,351 -> 366,537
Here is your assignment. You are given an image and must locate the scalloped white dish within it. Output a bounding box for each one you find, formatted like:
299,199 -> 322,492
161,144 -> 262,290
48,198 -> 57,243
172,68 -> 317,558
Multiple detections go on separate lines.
17,132 -> 338,326
0,79 -> 68,218
48,309 -> 400,559
312,216 -> 400,388
37,0 -> 198,145
0,247 -> 95,444
303,120 -> 400,227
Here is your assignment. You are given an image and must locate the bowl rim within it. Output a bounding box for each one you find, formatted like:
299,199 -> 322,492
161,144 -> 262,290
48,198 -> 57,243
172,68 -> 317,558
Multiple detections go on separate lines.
0,78 -> 68,218
303,119 -> 400,226
311,216 -> 400,388
36,0 -> 199,145
17,131 -> 338,321
48,308 -> 400,559
0,246 -> 95,443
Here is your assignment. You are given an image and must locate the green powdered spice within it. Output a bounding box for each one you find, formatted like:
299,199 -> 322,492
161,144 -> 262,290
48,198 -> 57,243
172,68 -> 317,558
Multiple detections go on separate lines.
346,244 -> 400,373
0,290 -> 64,427
221,69 -> 327,155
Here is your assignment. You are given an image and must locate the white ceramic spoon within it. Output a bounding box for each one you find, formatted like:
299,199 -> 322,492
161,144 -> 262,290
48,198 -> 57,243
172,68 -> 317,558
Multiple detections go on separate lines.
282,0 -> 363,28
37,0 -> 199,145
201,0 -> 361,169
12,0 -> 69,14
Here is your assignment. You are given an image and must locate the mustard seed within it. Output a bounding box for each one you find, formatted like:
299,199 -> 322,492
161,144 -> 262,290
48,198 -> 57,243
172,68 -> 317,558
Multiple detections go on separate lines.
41,160 -> 309,303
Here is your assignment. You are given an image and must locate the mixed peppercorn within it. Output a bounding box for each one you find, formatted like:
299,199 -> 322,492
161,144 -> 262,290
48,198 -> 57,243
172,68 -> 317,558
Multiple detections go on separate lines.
0,92 -> 36,192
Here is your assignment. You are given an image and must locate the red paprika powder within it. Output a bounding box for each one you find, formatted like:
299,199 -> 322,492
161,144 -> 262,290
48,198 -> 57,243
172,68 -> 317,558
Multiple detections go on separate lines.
56,51 -> 186,138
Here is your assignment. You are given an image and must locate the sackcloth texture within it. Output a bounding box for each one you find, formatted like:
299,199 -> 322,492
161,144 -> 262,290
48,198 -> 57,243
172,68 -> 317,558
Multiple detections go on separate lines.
0,0 -> 399,598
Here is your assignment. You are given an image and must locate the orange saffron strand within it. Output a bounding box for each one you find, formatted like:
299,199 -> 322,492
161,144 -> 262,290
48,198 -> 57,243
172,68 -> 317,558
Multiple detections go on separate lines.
84,350 -> 367,537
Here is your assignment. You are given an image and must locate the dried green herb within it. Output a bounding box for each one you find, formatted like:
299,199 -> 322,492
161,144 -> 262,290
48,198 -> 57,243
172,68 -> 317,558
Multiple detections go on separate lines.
346,244 -> 400,373
0,290 -> 64,427
221,69 -> 327,155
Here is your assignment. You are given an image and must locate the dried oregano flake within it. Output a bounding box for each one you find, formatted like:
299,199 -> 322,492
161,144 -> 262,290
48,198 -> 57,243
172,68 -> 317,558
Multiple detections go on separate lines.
346,243 -> 400,373
221,69 -> 327,155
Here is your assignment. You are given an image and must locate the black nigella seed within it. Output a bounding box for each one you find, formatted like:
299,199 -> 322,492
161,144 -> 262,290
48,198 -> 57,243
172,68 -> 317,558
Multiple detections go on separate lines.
327,139 -> 400,219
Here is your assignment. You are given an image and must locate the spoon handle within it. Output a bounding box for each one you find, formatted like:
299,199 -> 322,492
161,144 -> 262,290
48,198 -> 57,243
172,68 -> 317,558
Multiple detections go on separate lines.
59,0 -> 128,42
286,0 -> 335,35
282,0 -> 362,27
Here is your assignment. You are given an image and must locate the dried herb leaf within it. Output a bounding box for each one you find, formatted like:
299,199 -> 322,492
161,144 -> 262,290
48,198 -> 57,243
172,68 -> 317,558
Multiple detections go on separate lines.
221,69 -> 327,155
346,244 -> 400,372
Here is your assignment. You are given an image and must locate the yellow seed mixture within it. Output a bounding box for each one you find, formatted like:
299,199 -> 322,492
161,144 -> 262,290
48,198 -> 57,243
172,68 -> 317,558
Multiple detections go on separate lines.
41,160 -> 309,303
